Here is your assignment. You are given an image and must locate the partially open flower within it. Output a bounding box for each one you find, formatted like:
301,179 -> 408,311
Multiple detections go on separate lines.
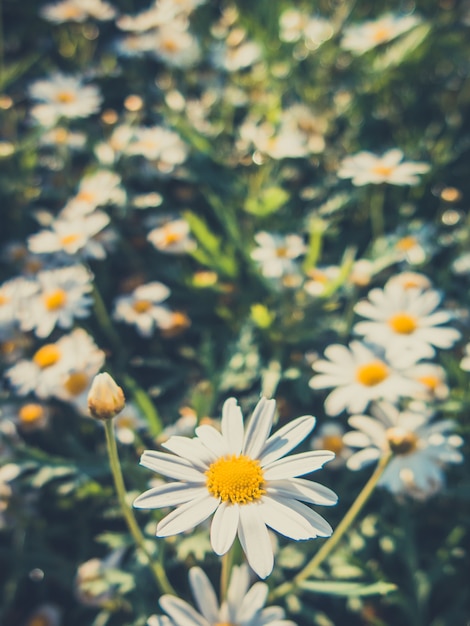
88,372 -> 125,421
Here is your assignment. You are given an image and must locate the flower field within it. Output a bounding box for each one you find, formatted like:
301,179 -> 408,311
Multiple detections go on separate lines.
0,1 -> 469,625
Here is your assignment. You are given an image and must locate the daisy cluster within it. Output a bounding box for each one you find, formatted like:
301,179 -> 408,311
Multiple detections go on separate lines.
0,1 -> 469,626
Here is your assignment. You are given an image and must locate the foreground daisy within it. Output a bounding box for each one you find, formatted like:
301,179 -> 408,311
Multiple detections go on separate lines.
134,397 -> 337,578
343,402 -> 463,498
353,282 -> 461,362
337,149 -> 430,186
309,341 -> 424,416
148,564 -> 296,626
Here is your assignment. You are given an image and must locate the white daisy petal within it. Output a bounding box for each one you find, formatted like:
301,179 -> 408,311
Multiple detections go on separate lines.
260,415 -> 316,466
195,424 -> 231,457
279,497 -> 333,536
161,436 -> 215,469
259,496 -> 318,539
159,595 -> 208,626
133,483 -> 207,509
264,450 -> 334,479
237,582 -> 269,623
221,397 -> 244,454
243,397 -> 276,459
238,504 -> 274,579
140,450 -> 205,482
188,568 -> 220,624
346,447 -> 381,470
156,495 -> 219,537
210,501 -> 240,555
267,478 -> 338,506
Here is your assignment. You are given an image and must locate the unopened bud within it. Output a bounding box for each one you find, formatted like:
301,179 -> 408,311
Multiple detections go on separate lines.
88,373 -> 125,421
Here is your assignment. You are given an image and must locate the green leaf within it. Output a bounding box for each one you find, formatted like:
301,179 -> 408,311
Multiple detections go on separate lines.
299,580 -> 397,597
244,186 -> 289,216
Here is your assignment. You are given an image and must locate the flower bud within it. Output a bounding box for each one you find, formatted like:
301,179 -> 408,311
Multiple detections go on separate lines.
88,373 -> 125,421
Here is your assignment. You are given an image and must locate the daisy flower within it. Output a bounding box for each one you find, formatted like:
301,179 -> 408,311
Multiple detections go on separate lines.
353,282 -> 461,362
29,73 -> 102,126
123,126 -> 189,173
2,402 -> 51,433
337,149 -> 430,186
148,564 -> 296,626
251,232 -> 306,280
134,396 -> 337,579
308,341 -> 424,416
40,0 -> 116,23
24,604 -> 61,626
460,343 -> 470,371
404,362 -> 449,401
153,22 -> 201,68
27,212 -> 110,259
147,218 -> 196,254
62,171 -> 126,218
310,422 -> 353,469
343,402 -> 463,498
340,13 -> 421,55
0,277 -> 37,336
113,282 -> 172,337
17,265 -> 94,338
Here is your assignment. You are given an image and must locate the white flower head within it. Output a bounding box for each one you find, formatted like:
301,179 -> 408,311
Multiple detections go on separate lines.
40,0 -> 116,23
113,282 -> 172,337
251,232 -> 306,280
353,282 -> 461,362
147,218 -> 196,254
309,341 -> 425,416
149,564 -> 297,626
341,13 -> 421,55
134,396 -> 337,578
343,402 -> 463,499
337,149 -> 430,186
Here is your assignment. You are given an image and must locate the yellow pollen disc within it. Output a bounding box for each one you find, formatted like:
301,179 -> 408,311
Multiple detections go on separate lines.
388,312 -> 417,334
132,299 -> 152,313
322,434 -> 344,455
27,617 -> 49,626
205,454 -> 265,504
60,233 -> 80,246
0,294 -> 9,306
276,246 -> 289,258
162,229 -> 183,246
371,26 -> 392,42
44,289 -> 67,311
54,127 -> 69,143
76,190 -> 96,203
418,375 -> 439,391
386,427 -> 418,455
356,360 -> 388,386
308,269 -> 328,283
161,38 -> 180,53
56,91 -> 76,104
33,344 -> 61,368
372,164 -> 395,177
64,372 -> 89,396
395,236 -> 417,252
19,403 -> 45,424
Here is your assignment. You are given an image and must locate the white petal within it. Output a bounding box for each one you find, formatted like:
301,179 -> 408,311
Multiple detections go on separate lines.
346,448 -> 381,470
264,451 -> 335,480
156,495 -> 219,536
221,398 -> 244,454
260,415 -> 316,466
210,501 -> 239,555
238,504 -> 274,579
140,450 -> 205,482
348,415 -> 386,446
237,582 -> 268,623
133,483 -> 207,509
159,595 -> 207,626
188,568 -> 219,624
195,424 -> 230,457
267,478 -> 338,506
162,437 -> 215,469
258,496 -> 319,539
277,497 -> 333,536
243,397 -> 276,459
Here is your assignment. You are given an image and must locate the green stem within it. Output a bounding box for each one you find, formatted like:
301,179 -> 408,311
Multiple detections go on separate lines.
104,419 -> 175,595
220,544 -> 236,602
269,452 -> 392,601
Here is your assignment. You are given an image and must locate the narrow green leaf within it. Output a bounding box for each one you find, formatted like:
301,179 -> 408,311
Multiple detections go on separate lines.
299,579 -> 397,597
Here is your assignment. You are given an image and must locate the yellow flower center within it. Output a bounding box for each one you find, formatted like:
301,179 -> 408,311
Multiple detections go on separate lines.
0,293 -> 9,306
322,434 -> 344,455
44,288 -> 67,311
205,454 -> 266,504
395,236 -> 417,252
355,360 -> 389,386
33,344 -> 61,368
60,233 -> 81,246
372,164 -> 395,178
64,371 -> 90,396
18,403 -> 45,424
56,91 -> 77,104
53,127 -> 69,143
132,299 -> 152,313
386,427 -> 418,455
76,190 -> 96,203
388,312 -> 417,334
371,26 -> 392,43
27,617 -> 49,626
276,246 -> 289,258
161,228 -> 183,246
161,38 -> 180,53
417,375 -> 439,391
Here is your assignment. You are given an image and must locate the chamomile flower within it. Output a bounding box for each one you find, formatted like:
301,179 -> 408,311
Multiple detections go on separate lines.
251,232 -> 306,280
62,171 -> 126,218
29,73 -> 102,126
147,217 -> 196,254
40,0 -> 116,22
134,396 -> 337,579
460,343 -> 470,371
309,341 -> 424,416
353,282 -> 461,362
337,149 -> 430,186
340,13 -> 422,55
310,422 -> 352,469
0,277 -> 37,336
18,265 -> 94,338
113,282 -> 172,337
28,212 -> 110,259
123,126 -> 189,173
405,362 -> 449,401
148,564 -> 296,626
343,402 -> 463,498
153,22 -> 201,68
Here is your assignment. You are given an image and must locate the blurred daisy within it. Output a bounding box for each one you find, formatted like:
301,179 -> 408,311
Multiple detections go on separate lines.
124,126 -> 188,173
24,604 -> 61,626
28,212 -> 110,259
114,403 -> 148,444
405,362 -> 449,401
147,217 -> 196,254
18,265 -> 94,338
353,282 -> 460,361
29,73 -> 102,126
460,343 -> 470,371
75,549 -> 125,608
341,13 -> 421,55
343,402 -> 463,499
212,39 -> 262,72
311,422 -> 352,469
157,408 -> 198,443
337,149 -> 430,186
279,9 -> 333,49
153,22 -> 201,67
238,117 -> 309,160
6,328 -> 103,399
309,341 -> 424,416
0,277 -> 37,336
3,402 -> 51,433
304,266 -> 340,297
148,564 -> 296,626
113,282 -> 172,337
62,171 -> 126,218
251,232 -> 306,279
385,271 -> 432,291
134,396 -> 337,579
39,126 -> 87,150
40,0 -> 116,22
